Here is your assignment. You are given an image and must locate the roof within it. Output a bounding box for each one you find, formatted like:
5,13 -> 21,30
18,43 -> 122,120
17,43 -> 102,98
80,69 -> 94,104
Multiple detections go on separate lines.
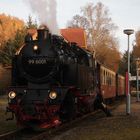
60,28 -> 87,49
27,28 -> 37,40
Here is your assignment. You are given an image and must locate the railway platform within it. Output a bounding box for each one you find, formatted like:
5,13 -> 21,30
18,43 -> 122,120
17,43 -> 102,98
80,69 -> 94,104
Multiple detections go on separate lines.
113,96 -> 140,116
50,96 -> 140,140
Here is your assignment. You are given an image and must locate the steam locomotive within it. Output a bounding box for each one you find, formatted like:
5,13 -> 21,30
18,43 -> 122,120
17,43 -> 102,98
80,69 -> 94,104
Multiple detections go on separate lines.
6,27 -> 97,128
6,27 -> 123,129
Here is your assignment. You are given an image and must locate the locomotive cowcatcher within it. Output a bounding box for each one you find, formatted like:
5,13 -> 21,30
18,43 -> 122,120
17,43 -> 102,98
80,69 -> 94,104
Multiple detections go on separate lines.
6,27 -> 109,129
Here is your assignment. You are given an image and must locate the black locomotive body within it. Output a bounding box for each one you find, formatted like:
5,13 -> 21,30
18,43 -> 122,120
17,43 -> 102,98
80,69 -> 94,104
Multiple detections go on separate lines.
7,28 -> 98,128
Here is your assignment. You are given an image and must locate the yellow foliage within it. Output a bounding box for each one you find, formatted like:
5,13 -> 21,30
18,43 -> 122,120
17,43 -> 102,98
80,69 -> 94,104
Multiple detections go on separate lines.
133,31 -> 140,58
0,14 -> 25,48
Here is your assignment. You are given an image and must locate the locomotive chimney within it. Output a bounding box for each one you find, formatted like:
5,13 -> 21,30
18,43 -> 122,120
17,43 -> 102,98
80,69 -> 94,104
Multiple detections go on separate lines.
37,29 -> 49,41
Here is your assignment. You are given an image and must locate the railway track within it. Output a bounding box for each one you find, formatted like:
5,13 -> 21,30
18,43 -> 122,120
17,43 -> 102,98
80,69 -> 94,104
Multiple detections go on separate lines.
0,111 -> 101,140
0,99 -> 123,140
0,130 -> 19,140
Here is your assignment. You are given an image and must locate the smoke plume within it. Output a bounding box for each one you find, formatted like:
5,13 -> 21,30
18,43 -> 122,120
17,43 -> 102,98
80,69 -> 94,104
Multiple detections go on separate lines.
24,0 -> 59,34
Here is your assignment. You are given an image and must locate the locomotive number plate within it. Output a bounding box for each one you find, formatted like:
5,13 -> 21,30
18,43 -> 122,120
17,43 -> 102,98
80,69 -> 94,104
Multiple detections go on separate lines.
28,59 -> 47,64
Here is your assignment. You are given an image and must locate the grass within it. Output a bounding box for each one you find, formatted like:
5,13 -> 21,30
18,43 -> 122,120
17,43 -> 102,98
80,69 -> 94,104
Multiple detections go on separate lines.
0,95 -> 18,134
0,95 -> 7,105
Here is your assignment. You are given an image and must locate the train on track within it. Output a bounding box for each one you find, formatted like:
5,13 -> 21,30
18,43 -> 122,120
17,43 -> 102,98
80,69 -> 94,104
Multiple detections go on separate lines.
6,27 -> 125,129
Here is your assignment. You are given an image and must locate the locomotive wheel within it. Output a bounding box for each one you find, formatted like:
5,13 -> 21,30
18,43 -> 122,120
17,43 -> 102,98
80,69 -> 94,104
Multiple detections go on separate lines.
60,92 -> 77,121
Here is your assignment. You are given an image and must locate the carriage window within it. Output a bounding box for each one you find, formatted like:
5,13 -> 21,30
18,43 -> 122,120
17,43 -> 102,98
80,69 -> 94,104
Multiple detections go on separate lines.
102,69 -> 104,84
110,74 -> 112,86
112,75 -> 114,86
102,69 -> 104,85
105,70 -> 106,85
108,73 -> 111,85
113,75 -> 115,86
107,71 -> 109,85
104,70 -> 106,85
111,74 -> 113,86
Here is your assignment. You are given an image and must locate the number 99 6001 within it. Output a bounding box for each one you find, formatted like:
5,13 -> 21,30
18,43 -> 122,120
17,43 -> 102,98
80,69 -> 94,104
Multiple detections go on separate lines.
28,59 -> 47,64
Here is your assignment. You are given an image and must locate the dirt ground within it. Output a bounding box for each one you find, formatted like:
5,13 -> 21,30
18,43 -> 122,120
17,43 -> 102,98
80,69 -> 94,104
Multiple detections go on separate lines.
51,97 -> 140,140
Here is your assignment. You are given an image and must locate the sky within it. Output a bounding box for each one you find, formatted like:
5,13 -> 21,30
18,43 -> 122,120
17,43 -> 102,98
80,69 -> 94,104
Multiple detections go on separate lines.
0,0 -> 140,52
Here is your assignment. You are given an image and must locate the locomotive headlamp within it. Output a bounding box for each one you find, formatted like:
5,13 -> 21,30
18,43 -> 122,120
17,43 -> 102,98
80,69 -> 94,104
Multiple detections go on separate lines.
8,91 -> 16,99
33,45 -> 39,51
49,91 -> 57,99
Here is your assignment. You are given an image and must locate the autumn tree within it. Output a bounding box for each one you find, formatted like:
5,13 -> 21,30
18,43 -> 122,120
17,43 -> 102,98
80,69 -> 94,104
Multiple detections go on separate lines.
132,31 -> 140,58
67,14 -> 90,36
0,28 -> 27,66
118,51 -> 135,75
26,15 -> 38,29
0,14 -> 24,48
118,30 -> 140,77
67,2 -> 120,71
131,30 -> 140,77
0,14 -> 39,66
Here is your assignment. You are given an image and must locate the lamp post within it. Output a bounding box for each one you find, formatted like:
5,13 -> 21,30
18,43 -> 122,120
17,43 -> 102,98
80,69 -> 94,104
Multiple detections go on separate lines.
123,29 -> 134,115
